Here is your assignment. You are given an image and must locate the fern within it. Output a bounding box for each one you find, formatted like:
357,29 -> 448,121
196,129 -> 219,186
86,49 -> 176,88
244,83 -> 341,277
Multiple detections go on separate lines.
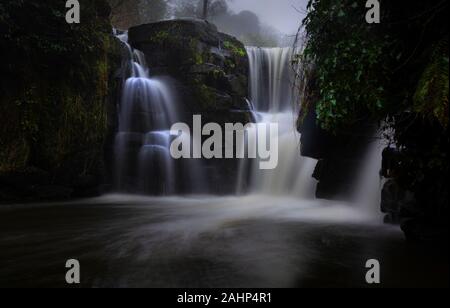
413,38 -> 449,128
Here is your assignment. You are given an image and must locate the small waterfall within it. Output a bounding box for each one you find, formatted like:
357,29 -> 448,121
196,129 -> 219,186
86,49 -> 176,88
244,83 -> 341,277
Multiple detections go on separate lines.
247,47 -> 298,112
242,47 -> 318,198
353,135 -> 386,217
114,33 -> 180,194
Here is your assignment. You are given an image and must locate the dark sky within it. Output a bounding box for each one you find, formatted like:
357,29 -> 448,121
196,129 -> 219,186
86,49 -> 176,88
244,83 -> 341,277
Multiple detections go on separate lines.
227,0 -> 308,35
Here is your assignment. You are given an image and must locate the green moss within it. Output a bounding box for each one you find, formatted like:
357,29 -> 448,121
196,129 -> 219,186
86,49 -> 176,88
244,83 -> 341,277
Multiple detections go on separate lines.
0,0 -> 120,177
188,38 -> 205,65
223,40 -> 246,58
190,77 -> 216,110
149,30 -> 170,44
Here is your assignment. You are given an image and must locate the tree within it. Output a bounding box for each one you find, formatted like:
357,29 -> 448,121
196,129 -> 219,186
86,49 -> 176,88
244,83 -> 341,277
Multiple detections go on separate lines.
202,0 -> 209,19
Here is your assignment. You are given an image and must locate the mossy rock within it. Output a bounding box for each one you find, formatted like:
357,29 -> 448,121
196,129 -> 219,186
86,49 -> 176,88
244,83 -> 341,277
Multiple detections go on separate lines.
128,19 -> 250,117
0,0 -> 123,202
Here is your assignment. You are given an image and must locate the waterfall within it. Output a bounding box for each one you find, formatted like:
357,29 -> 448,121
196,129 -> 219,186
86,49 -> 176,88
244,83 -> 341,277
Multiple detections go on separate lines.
114,33 -> 180,194
353,135 -> 385,217
247,47 -> 298,112
243,47 -> 385,214
111,37 -> 381,207
241,47 -> 318,198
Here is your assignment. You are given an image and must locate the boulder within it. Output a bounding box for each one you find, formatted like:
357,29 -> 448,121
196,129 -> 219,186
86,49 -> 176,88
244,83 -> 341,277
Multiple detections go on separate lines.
381,179 -> 417,224
128,19 -> 252,124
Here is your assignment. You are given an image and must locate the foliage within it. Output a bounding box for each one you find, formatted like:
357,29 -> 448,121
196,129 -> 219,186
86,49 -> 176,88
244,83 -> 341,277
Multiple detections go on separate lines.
299,0 -> 449,133
300,0 -> 390,132
0,0 -> 120,176
223,40 -> 246,57
298,0 -> 449,219
413,39 -> 449,128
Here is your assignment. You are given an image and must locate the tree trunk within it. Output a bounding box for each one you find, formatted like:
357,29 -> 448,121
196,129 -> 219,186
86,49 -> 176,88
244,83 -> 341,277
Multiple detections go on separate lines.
202,0 -> 209,20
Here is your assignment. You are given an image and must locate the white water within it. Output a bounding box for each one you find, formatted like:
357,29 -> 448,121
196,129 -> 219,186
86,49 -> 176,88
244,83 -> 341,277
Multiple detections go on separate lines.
114,33 -> 179,194
242,47 -> 383,218
241,47 -> 317,198
247,47 -> 299,112
353,135 -> 386,218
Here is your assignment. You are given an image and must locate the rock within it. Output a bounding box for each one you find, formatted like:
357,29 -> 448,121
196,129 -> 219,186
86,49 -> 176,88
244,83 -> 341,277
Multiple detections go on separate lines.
298,99 -> 376,200
381,147 -> 403,178
313,159 -> 363,200
0,1 -> 123,203
381,179 -> 417,224
128,19 -> 251,121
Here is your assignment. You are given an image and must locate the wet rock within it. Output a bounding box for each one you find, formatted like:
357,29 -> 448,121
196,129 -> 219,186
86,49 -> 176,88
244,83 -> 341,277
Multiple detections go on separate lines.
128,19 -> 251,123
381,179 -> 417,224
298,100 -> 375,200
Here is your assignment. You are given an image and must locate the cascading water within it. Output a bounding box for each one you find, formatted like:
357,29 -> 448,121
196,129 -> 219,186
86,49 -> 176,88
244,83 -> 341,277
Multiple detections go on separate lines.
114,33 -> 180,194
241,47 -> 318,198
247,47 -> 298,112
112,35 -> 381,208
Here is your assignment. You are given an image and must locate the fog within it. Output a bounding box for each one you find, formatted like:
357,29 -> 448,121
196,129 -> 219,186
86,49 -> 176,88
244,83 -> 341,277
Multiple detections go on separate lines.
110,0 -> 309,46
228,0 -> 308,35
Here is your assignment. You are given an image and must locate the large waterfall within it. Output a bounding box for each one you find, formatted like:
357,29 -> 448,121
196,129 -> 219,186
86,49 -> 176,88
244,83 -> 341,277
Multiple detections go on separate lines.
113,36 -> 381,205
113,38 -> 319,197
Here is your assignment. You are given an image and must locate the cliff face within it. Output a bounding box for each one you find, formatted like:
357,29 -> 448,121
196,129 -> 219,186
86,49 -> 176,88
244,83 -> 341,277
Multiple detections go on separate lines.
0,1 -> 123,202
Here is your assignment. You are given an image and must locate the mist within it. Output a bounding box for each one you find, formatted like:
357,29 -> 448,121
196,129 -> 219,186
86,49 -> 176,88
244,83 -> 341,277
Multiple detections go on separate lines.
170,0 -> 308,46
228,0 -> 308,35
109,0 -> 308,47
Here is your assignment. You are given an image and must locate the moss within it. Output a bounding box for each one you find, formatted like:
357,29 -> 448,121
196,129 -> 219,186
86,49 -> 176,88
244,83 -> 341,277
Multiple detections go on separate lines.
188,38 -> 205,65
194,83 -> 217,110
223,40 -> 246,58
149,30 -> 170,44
194,52 -> 204,65
0,0 -> 121,182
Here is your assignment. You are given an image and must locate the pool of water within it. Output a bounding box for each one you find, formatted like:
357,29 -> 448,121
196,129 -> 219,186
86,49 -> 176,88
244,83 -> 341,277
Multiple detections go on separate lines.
0,194 -> 447,288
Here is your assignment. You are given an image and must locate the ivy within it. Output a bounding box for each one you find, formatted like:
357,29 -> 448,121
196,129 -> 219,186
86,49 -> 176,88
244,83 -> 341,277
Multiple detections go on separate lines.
301,0 -> 390,132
